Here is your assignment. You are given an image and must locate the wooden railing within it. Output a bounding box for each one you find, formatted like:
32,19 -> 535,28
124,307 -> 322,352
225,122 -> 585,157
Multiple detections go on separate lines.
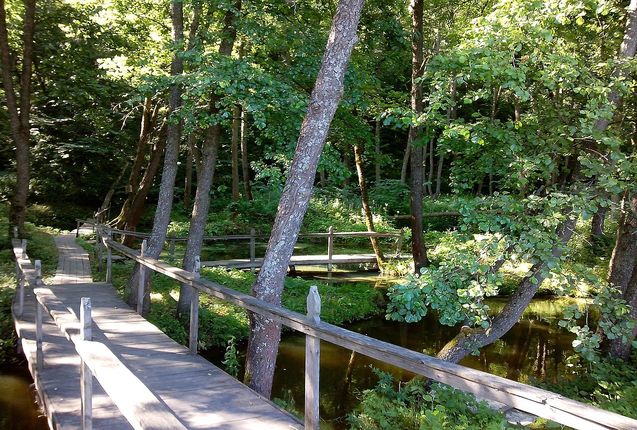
92,224 -> 637,430
78,219 -> 405,269
11,239 -> 187,430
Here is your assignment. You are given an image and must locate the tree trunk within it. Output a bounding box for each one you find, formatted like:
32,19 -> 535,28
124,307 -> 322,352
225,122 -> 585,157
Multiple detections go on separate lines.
240,108 -> 253,200
375,118 -> 381,183
353,144 -> 384,266
231,104 -> 241,201
400,143 -> 410,184
176,0 -> 241,319
437,218 -> 576,363
125,0 -> 184,316
590,206 -> 607,239
184,133 -> 195,208
97,161 -> 129,222
243,0 -> 364,398
0,0 -> 36,236
408,0 -> 429,273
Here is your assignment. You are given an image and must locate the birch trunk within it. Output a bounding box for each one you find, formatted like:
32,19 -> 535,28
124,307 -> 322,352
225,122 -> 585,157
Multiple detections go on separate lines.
243,0 -> 364,397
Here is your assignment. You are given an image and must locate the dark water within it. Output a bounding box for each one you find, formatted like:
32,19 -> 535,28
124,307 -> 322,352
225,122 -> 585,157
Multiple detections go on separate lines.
206,295 -> 578,429
0,365 -> 48,430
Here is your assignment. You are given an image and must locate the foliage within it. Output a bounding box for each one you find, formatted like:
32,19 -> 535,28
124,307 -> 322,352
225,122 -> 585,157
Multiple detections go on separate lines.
348,369 -> 514,430
543,355 -> 637,420
222,336 -> 240,378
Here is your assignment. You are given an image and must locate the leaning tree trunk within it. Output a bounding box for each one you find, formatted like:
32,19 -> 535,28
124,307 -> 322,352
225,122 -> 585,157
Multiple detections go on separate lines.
125,0 -> 184,316
176,0 -> 241,319
0,0 -> 36,237
437,218 -> 576,363
353,144 -> 384,266
243,0 -> 365,398
408,0 -> 429,272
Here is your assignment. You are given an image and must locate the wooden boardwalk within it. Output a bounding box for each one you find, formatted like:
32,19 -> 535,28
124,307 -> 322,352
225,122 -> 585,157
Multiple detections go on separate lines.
13,233 -> 302,429
203,253 -> 401,269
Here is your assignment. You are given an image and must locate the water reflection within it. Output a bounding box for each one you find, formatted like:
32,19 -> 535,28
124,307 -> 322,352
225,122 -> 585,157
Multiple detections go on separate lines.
0,366 -> 48,430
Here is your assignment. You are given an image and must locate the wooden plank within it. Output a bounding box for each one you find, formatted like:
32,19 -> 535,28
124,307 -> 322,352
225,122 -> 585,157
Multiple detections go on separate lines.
75,340 -> 188,430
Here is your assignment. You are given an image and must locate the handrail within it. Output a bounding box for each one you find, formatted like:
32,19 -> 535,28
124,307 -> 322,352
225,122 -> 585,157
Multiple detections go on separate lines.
11,239 -> 187,430
97,227 -> 637,430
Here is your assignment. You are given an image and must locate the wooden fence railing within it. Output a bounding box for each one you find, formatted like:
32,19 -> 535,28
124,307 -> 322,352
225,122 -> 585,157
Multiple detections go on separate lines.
11,239 -> 187,430
78,219 -> 405,265
92,224 -> 637,430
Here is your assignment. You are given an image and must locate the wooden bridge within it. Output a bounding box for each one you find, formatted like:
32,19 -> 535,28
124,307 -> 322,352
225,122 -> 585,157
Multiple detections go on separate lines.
91,223 -> 406,272
11,225 -> 637,430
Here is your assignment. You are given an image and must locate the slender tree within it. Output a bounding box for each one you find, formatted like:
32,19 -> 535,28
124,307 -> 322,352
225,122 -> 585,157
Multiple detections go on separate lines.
243,0 -> 365,397
176,0 -> 241,318
125,0 -> 184,315
0,0 -> 36,236
408,0 -> 430,272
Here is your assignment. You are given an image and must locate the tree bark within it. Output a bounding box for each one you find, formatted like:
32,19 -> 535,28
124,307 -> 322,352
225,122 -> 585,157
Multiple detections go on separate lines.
374,118 -> 381,183
176,0 -> 241,318
184,133 -> 195,208
0,0 -> 36,236
408,0 -> 429,272
125,0 -> 184,316
240,107 -> 253,200
590,206 -> 607,239
231,104 -> 241,201
243,0 -> 364,398
437,218 -> 576,363
353,144 -> 384,266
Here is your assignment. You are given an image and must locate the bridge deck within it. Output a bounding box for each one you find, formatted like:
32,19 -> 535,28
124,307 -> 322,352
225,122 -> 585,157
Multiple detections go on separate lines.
203,253 -> 401,269
13,233 -> 302,430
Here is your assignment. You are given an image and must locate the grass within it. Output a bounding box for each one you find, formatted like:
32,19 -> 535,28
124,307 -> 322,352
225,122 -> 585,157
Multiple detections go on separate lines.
0,204 -> 59,365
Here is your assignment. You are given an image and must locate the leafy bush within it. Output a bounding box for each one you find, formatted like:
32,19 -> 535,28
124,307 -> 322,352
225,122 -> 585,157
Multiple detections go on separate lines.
348,369 -> 514,430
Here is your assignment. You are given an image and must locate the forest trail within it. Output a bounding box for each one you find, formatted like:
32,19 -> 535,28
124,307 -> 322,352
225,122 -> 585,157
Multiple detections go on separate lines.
12,232 -> 303,430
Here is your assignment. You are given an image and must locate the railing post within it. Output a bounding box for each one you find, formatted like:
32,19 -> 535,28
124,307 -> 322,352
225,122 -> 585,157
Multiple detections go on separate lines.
189,256 -> 201,354
35,300 -> 43,370
105,229 -> 113,284
137,240 -> 147,315
35,260 -> 42,286
17,271 -> 24,317
250,229 -> 256,272
169,239 -> 176,258
76,220 -> 80,238
96,229 -> 103,273
395,228 -> 405,257
13,226 -> 18,239
21,239 -> 27,259
327,226 -> 334,274
80,297 -> 93,430
305,285 -> 321,430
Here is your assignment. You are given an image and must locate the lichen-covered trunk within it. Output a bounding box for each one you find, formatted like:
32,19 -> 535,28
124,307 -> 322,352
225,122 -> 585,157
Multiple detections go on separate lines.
176,0 -> 241,319
353,144 -> 384,266
125,0 -> 184,316
0,0 -> 35,237
408,0 -> 429,273
436,218 -> 576,363
184,134 -> 195,208
243,0 -> 364,398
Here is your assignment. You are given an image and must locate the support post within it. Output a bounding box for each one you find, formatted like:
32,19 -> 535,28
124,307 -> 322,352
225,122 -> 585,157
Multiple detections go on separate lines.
105,229 -> 113,284
76,220 -> 80,238
395,229 -> 405,258
137,240 -> 147,315
96,232 -> 103,273
17,272 -> 24,317
189,256 -> 201,354
35,300 -> 43,370
327,226 -> 334,274
169,239 -> 176,258
305,286 -> 321,430
80,297 -> 93,430
35,260 -> 42,286
249,228 -> 256,272
21,239 -> 27,259
13,226 -> 18,239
